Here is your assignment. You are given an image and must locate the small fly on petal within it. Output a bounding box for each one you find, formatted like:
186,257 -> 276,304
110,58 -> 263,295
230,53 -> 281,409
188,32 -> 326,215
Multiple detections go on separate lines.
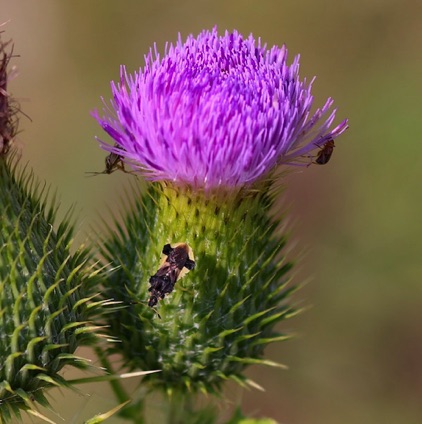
86,144 -> 133,176
315,139 -> 335,165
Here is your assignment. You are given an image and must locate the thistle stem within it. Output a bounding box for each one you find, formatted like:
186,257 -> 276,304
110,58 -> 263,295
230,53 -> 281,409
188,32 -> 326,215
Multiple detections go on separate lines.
165,392 -> 193,424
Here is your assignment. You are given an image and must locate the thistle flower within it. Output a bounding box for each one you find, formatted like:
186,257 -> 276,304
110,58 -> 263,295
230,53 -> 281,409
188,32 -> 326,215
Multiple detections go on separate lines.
93,27 -> 348,189
93,28 -> 348,418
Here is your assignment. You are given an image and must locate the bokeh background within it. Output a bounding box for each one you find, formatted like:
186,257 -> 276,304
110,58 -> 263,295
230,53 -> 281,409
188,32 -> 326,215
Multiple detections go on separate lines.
2,0 -> 421,423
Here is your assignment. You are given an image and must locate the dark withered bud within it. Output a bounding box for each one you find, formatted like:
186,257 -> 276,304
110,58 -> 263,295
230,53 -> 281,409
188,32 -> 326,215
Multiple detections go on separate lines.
0,33 -> 19,156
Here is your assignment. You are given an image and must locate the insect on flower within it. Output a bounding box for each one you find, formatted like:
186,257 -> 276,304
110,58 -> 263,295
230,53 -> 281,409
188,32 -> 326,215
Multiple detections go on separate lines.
92,28 -> 349,189
86,144 -> 129,176
148,243 -> 195,308
315,139 -> 335,165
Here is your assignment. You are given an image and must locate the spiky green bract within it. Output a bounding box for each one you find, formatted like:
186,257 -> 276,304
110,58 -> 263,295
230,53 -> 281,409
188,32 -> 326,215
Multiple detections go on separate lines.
0,157 -> 103,422
99,180 -> 295,394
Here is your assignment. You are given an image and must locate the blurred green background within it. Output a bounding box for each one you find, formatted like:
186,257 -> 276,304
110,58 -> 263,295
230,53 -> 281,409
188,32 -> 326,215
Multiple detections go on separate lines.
2,0 -> 421,423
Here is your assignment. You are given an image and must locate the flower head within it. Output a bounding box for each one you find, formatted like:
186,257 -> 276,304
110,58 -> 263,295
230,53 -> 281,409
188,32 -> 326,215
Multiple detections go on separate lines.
93,27 -> 348,189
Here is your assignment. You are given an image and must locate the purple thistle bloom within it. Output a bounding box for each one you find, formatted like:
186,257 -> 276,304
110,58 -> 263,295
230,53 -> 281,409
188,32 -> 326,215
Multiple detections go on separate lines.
93,27 -> 348,189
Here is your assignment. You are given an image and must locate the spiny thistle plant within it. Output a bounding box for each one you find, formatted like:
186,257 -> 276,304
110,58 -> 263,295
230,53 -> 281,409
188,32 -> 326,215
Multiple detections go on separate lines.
0,25 -> 348,423
91,27 -> 348,422
0,32 -> 110,423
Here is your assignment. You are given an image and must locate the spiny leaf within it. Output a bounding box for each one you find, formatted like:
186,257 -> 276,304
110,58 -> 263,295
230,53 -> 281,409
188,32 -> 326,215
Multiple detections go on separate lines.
83,401 -> 130,424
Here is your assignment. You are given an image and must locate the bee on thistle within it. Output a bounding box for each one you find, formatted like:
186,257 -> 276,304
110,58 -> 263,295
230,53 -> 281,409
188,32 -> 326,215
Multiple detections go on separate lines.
314,139 -> 335,165
148,243 -> 195,308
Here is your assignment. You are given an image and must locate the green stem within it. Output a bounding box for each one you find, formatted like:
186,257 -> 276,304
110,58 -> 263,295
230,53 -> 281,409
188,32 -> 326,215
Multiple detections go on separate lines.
164,392 -> 218,424
165,392 -> 193,424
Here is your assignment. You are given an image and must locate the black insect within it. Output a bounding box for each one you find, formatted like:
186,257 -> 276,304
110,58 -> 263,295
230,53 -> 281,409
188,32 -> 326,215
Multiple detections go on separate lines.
86,144 -> 128,176
104,151 -> 125,174
148,243 -> 195,308
315,139 -> 335,165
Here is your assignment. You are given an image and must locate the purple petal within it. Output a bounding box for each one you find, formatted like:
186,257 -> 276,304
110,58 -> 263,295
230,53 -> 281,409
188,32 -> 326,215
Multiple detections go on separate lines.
93,27 -> 348,188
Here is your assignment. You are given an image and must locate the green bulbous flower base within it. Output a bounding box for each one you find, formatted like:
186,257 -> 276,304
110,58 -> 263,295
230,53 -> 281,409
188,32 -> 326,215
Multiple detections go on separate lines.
0,157 -> 102,421
101,181 -> 295,394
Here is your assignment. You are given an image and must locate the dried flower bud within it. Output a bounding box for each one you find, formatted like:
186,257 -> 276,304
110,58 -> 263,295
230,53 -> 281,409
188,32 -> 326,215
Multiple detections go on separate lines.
0,34 -> 19,156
